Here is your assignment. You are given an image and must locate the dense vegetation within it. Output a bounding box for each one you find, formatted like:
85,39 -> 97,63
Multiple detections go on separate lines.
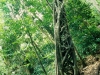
0,0 -> 100,75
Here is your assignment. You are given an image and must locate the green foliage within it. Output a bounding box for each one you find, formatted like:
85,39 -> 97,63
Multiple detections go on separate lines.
66,0 -> 100,55
0,0 -> 55,74
0,0 -> 100,74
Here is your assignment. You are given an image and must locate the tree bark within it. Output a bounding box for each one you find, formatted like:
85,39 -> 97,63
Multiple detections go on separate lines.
53,0 -> 78,75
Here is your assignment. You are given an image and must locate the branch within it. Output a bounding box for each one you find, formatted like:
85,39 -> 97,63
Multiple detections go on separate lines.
32,16 -> 54,44
45,0 -> 53,10
74,46 -> 86,68
27,29 -> 47,75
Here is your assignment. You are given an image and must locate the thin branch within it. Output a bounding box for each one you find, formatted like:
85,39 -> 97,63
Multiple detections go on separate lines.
32,16 -> 54,44
74,45 -> 86,68
45,0 -> 53,10
27,29 -> 47,75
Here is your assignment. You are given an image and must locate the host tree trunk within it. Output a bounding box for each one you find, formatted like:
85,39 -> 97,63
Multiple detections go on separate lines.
53,0 -> 78,75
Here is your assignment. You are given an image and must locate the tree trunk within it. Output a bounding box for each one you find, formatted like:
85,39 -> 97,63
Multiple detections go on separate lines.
53,0 -> 78,75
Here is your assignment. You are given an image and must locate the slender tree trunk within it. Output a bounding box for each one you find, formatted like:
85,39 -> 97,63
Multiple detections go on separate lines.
53,0 -> 78,75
